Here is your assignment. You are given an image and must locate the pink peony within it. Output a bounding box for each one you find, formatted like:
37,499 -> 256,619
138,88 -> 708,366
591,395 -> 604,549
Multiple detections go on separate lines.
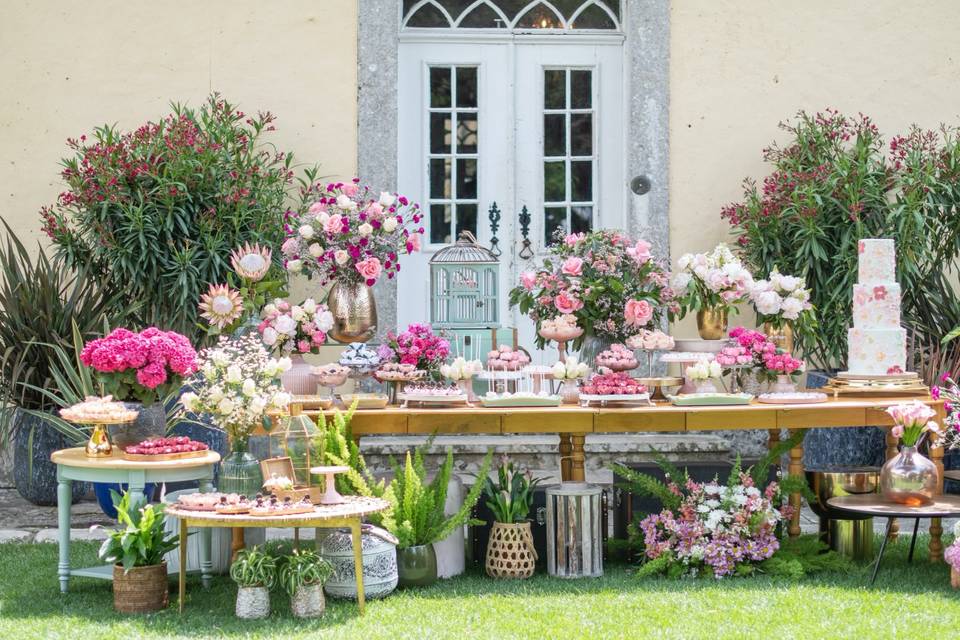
521,271 -> 537,291
297,340 -> 311,353
365,202 -> 384,219
281,237 -> 299,257
624,299 -> 653,326
561,257 -> 584,276
341,183 -> 359,197
626,239 -> 652,264
554,292 -> 582,315
356,257 -> 383,281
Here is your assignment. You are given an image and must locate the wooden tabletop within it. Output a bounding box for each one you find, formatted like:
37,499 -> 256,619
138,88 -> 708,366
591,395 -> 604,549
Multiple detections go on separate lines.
828,494 -> 960,518
51,447 -> 220,470
166,496 -> 390,526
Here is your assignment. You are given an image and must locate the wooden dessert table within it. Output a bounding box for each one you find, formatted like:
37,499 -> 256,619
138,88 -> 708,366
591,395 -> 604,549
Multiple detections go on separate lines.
51,447 -> 220,593
166,496 -> 390,615
274,395 -> 948,559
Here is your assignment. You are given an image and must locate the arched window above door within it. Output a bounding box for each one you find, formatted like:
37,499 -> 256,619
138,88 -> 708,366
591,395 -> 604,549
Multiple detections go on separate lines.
402,0 -> 622,31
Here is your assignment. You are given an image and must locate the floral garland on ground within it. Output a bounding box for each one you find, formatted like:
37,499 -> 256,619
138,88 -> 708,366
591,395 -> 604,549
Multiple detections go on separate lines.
509,229 -> 675,346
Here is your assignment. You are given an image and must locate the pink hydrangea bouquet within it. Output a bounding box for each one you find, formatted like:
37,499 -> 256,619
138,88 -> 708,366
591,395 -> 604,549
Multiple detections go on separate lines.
509,229 -> 675,347
281,178 -> 424,286
377,323 -> 450,375
257,297 -> 334,356
671,243 -> 753,319
80,328 -> 198,404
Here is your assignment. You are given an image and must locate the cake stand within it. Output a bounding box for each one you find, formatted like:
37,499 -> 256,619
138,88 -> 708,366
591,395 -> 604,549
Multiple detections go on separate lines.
673,339 -> 728,354
309,465 -> 351,505
69,415 -> 137,458
659,352 -> 716,394
539,328 -> 583,363
636,376 -> 684,402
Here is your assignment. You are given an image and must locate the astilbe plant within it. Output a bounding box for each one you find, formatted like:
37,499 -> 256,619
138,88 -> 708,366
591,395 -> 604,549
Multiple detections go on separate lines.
41,93 -> 305,337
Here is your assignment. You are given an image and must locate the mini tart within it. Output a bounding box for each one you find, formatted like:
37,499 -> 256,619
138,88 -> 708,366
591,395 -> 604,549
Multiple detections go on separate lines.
248,495 -> 315,517
214,495 -> 251,514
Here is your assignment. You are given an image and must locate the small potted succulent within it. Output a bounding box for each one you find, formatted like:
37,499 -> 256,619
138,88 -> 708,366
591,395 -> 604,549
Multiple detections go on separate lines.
97,490 -> 180,613
278,549 -> 334,618
229,546 -> 277,619
482,455 -> 542,579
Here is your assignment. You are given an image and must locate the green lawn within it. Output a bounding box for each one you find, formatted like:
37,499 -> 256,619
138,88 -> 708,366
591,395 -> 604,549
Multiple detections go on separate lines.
0,538 -> 957,639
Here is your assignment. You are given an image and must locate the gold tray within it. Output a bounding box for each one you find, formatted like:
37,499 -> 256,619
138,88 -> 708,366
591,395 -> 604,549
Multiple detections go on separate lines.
339,393 -> 389,410
122,449 -> 210,462
825,376 -> 929,398
290,395 -> 334,410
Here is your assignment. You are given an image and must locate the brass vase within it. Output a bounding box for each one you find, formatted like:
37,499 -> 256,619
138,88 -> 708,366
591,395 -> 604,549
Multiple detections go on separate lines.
763,321 -> 795,353
696,307 -> 728,340
327,279 -> 378,343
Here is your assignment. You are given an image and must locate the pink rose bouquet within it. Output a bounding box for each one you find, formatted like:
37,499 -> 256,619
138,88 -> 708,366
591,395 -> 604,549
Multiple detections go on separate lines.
377,322 -> 451,376
80,328 -> 198,404
281,178 -> 424,286
509,229 -> 674,347
257,297 -> 334,356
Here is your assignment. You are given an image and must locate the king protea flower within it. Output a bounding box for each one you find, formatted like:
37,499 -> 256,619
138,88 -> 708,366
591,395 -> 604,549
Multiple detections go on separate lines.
199,284 -> 244,329
230,242 -> 272,282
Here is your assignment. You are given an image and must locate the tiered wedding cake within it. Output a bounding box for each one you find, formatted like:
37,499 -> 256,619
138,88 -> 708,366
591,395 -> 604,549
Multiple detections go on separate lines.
847,239 -> 907,375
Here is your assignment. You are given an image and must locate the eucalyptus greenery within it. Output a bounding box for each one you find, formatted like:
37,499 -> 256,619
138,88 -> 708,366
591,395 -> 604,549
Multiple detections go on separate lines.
722,109 -> 960,377
40,93 -> 311,337
483,455 -> 542,523
277,549 -> 333,596
97,491 -> 179,572
229,547 -> 278,589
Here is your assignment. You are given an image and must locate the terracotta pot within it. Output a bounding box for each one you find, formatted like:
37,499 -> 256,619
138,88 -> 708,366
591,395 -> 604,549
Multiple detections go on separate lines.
396,544 -> 437,588
880,445 -> 938,506
327,280 -> 378,343
112,562 -> 169,613
696,307 -> 728,340
291,583 -> 325,618
236,585 -> 270,619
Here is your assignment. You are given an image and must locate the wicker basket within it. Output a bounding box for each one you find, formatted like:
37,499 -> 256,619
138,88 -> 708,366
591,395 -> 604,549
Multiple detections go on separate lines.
112,562 -> 169,613
485,521 -> 537,579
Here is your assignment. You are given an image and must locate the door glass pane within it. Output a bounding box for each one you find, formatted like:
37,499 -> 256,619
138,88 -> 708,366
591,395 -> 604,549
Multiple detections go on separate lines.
456,67 -> 478,107
430,158 -> 451,199
430,67 -> 452,108
544,69 -> 566,109
571,70 -> 591,108
457,159 -> 477,199
571,206 -> 592,233
430,204 -> 453,244
571,4 -> 616,29
457,114 -> 478,153
544,161 -> 565,202
543,114 -> 565,156
570,114 -> 592,155
456,203 -> 478,239
430,113 -> 451,153
571,161 -> 592,201
545,207 -> 567,243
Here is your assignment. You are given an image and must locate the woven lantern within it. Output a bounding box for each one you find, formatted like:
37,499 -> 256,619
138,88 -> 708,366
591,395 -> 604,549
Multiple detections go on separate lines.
430,231 -> 500,329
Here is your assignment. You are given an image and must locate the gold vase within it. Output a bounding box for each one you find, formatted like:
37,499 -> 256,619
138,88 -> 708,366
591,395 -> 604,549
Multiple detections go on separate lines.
763,321 -> 795,353
696,307 -> 728,340
327,279 -> 378,343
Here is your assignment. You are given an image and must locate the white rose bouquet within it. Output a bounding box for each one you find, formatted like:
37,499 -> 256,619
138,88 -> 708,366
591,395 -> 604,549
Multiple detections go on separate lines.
439,357 -> 483,381
685,358 -> 723,381
258,297 -> 335,356
671,243 -> 753,319
748,268 -> 816,330
180,335 -> 292,445
551,356 -> 590,380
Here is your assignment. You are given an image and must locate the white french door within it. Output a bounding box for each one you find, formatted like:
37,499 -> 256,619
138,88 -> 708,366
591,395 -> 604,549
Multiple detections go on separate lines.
398,37 -> 625,363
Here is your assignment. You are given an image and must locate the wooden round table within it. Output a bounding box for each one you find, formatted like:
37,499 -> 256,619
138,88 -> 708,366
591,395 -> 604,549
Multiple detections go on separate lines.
166,495 -> 390,615
828,494 -> 960,584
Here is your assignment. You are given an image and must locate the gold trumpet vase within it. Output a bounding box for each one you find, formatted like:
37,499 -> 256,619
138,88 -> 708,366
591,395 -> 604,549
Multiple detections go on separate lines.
763,321 -> 795,353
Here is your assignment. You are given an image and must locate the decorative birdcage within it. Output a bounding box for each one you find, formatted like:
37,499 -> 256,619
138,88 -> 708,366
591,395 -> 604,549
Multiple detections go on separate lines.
267,405 -> 321,487
430,231 -> 500,329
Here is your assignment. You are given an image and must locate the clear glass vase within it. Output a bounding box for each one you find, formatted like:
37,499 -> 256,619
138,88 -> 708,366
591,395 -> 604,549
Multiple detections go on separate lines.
579,335 -> 614,370
219,436 -> 263,498
880,445 -> 938,506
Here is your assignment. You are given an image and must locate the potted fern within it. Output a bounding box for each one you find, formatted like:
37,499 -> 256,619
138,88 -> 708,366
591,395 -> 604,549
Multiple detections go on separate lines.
482,455 -> 542,579
384,447 -> 492,588
230,547 -> 277,619
278,549 -> 333,618
97,491 -> 180,613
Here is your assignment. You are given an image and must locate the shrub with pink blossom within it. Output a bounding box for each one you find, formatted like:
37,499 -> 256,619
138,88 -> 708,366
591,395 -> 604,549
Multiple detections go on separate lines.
80,328 -> 198,404
377,323 -> 450,376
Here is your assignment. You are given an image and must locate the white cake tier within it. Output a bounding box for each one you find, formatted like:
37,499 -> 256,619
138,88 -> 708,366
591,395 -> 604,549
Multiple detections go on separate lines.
852,282 -> 901,329
858,239 -> 896,283
848,327 -> 906,375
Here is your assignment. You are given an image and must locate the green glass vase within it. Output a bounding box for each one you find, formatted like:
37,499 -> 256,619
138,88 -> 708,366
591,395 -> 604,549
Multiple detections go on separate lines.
219,436 -> 262,498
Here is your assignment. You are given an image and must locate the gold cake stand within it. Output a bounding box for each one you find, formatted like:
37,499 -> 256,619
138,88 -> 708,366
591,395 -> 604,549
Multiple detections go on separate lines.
67,415 -> 137,458
826,372 -> 928,398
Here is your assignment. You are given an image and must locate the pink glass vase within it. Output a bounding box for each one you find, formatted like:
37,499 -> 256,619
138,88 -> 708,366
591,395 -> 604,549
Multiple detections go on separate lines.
879,445 -> 938,506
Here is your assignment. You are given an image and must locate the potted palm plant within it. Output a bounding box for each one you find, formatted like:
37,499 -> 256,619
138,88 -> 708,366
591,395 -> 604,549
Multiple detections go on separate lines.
230,547 -> 277,619
97,491 -> 180,613
482,455 -> 542,579
383,447 -> 492,588
278,549 -> 333,618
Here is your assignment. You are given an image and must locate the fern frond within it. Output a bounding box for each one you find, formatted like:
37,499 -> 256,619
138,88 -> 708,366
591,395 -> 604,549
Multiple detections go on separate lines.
751,429 -> 806,487
610,462 -> 681,511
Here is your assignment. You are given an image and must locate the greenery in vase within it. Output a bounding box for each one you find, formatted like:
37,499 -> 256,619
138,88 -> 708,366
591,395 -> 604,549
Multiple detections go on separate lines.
382,446 -> 493,549
0,219 -> 129,446
230,547 -> 277,589
483,455 -> 542,523
40,93 -> 306,338
277,549 -> 333,596
722,109 -> 960,374
98,491 -> 179,571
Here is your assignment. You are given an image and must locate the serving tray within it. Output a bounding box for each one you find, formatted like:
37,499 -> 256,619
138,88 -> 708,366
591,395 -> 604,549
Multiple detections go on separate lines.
578,393 -> 652,407
480,395 -> 562,408
122,449 -> 209,462
668,393 -> 754,406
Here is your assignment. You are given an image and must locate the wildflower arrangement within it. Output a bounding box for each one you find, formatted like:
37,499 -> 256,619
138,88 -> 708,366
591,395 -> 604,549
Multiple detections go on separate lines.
551,356 -> 590,380
281,179 -> 424,286
885,400 -> 941,447
257,298 -> 334,356
509,229 -> 675,347
439,357 -> 483,381
671,244 -> 753,318
377,323 -> 450,374
180,335 -> 292,444
80,328 -> 198,404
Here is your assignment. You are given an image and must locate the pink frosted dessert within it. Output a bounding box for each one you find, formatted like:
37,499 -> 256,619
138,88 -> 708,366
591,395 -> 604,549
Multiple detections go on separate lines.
594,343 -> 638,372
538,314 -> 584,342
487,345 -> 531,371
581,372 -> 647,396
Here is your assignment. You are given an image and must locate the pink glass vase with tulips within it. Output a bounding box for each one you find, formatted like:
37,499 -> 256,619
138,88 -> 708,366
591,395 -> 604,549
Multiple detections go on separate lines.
880,401 -> 942,506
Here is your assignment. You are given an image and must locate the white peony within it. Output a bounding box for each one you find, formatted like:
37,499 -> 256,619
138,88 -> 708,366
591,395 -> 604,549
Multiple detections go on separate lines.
277,357 -> 293,373
226,365 -> 243,384
274,314 -> 297,335
334,250 -> 350,265
693,264 -> 709,280
249,397 -> 267,415
314,310 -> 334,333
768,270 -> 783,291
358,222 -> 373,237
179,392 -> 198,412
754,290 -> 782,316
382,217 -> 398,233
242,379 -> 257,397
287,259 -> 302,273
316,212 -> 330,226
262,303 -> 278,317
750,279 -> 772,295
677,254 -> 693,271
302,298 -> 317,314
670,272 -> 692,291
262,326 -> 279,346
780,296 -> 804,320
379,192 -> 396,207
308,242 -> 324,258
217,397 -> 235,415
299,224 -> 314,240
779,274 -> 802,292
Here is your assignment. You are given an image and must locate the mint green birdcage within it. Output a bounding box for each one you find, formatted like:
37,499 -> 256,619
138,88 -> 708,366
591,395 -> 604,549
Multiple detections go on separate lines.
430,231 -> 499,329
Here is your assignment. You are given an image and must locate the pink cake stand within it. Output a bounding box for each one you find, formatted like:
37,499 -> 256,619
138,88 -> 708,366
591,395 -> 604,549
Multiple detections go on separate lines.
309,465 -> 351,505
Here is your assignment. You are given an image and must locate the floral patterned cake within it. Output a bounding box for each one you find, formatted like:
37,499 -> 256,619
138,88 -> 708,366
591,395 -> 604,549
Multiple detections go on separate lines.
847,239 -> 907,375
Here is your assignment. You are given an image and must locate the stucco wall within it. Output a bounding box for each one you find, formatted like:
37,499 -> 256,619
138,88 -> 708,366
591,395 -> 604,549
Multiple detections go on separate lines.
668,0 -> 960,334
0,0 -> 358,246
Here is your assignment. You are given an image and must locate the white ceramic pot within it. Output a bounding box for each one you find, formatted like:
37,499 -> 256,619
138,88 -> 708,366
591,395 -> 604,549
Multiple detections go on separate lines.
282,354 -> 318,395
770,374 -> 797,394
236,586 -> 270,619
318,525 -> 398,599
291,583 -> 325,618
434,474 -> 465,578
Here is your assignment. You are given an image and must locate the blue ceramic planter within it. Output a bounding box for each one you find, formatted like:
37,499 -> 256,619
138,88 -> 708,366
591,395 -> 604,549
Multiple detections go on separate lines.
93,482 -> 157,519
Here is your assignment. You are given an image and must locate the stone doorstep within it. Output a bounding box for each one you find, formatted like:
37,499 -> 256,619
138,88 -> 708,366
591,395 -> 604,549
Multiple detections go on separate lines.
33,527 -> 109,543
0,529 -> 33,543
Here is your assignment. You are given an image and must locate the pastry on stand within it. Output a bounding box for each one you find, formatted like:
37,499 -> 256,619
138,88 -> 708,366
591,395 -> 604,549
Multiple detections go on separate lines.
594,344 -> 639,373
627,330 -> 678,400
60,395 -> 139,458
538,314 -> 583,363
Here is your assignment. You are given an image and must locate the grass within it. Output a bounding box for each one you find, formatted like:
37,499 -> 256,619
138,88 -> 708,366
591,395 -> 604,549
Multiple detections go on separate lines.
0,537 -> 957,639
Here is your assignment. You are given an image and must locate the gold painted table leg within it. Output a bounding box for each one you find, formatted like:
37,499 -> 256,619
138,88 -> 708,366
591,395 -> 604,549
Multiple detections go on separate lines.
178,519 -> 187,614
231,527 -> 245,562
930,441 -> 945,562
559,434 -> 572,481
767,429 -> 781,473
571,435 -> 586,483
788,430 -> 803,539
350,519 -> 366,615
886,428 -> 900,540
